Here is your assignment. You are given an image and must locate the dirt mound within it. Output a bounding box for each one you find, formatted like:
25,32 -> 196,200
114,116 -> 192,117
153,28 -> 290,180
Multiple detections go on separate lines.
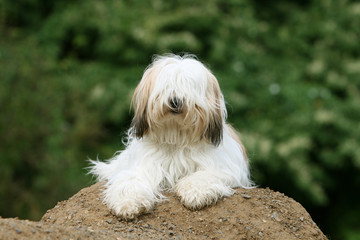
0,182 -> 327,239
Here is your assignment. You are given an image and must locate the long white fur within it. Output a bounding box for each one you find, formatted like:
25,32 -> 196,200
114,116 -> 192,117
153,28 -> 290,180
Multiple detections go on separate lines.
89,54 -> 253,219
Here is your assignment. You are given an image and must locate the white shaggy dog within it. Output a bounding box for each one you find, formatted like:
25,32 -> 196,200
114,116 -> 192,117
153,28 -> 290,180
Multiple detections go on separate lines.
90,54 -> 253,219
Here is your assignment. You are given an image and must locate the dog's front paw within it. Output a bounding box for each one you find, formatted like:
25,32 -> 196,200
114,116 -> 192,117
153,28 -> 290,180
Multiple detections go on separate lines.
176,186 -> 214,210
103,182 -> 157,220
109,199 -> 146,220
175,172 -> 234,210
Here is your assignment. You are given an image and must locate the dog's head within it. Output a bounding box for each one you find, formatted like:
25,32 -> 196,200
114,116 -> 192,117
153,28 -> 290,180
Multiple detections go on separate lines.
130,54 -> 227,146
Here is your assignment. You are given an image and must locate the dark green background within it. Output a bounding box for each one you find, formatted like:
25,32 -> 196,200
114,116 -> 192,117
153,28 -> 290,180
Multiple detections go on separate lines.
1,0 -> 359,239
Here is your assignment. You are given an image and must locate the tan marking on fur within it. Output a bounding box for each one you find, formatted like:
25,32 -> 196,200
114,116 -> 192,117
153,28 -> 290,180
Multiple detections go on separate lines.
206,72 -> 223,119
226,124 -> 248,163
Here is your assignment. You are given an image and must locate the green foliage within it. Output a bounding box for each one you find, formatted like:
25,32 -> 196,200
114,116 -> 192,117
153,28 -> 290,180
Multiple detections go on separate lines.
1,0 -> 359,238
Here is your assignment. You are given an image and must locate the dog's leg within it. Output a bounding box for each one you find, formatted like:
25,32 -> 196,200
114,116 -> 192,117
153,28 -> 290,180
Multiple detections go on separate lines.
175,170 -> 235,210
102,174 -> 162,219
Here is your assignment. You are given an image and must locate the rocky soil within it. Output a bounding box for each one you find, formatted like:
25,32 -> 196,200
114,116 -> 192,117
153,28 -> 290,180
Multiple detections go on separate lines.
0,182 -> 328,239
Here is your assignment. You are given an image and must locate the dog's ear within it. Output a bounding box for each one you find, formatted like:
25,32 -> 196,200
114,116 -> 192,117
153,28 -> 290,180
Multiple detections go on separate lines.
204,111 -> 223,146
131,107 -> 149,138
204,72 -> 225,146
130,65 -> 158,138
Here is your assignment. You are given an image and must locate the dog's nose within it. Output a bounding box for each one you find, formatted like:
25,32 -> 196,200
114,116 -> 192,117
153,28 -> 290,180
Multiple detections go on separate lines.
169,97 -> 183,114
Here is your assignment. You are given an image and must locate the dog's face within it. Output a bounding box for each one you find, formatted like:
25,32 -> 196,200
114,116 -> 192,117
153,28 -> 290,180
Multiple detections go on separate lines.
131,55 -> 227,146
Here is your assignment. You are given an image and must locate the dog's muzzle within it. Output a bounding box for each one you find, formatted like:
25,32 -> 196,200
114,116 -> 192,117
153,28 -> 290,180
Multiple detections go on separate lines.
169,97 -> 183,114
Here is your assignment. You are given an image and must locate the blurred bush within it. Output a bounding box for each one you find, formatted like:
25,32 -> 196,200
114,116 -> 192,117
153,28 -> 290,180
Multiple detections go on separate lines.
1,0 -> 359,239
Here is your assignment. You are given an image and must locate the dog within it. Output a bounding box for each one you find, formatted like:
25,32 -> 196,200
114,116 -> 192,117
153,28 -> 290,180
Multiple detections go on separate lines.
90,54 -> 253,219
